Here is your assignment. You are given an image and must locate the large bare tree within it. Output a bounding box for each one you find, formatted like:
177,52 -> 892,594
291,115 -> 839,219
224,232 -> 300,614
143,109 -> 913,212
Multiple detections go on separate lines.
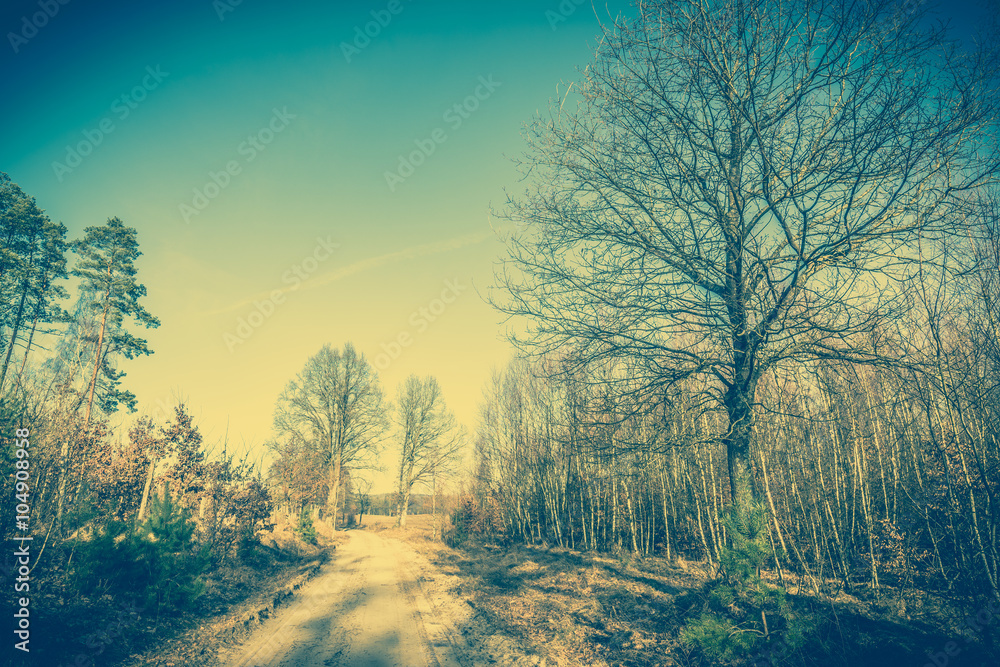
393,374 -> 463,527
274,343 -> 388,530
495,0 -> 1000,515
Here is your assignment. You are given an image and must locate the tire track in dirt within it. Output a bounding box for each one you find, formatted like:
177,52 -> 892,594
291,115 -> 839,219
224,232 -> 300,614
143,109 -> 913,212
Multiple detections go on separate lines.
216,530 -> 469,667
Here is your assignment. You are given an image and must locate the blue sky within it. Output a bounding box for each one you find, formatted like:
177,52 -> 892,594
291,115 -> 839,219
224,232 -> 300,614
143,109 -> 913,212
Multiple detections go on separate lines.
0,0 -> 991,488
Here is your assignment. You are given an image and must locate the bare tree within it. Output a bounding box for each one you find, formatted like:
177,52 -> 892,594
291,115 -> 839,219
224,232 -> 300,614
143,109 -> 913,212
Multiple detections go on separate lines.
354,477 -> 373,526
393,375 -> 464,528
494,0 -> 1000,517
274,343 -> 388,530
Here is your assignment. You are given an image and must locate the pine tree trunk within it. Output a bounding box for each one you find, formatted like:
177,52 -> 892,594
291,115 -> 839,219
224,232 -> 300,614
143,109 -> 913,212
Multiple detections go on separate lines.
0,269 -> 32,394
84,294 -> 112,427
15,313 -> 39,389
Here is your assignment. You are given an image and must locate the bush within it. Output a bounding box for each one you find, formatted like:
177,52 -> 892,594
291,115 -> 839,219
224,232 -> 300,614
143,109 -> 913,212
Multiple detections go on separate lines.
70,484 -> 211,616
680,501 -> 815,665
220,474 -> 276,557
139,484 -> 212,612
297,506 -> 317,545
681,612 -> 762,664
69,519 -> 148,598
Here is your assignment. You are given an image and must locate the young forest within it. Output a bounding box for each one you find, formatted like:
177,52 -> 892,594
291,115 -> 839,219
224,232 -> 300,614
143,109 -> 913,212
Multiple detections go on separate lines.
3,0 -> 1000,665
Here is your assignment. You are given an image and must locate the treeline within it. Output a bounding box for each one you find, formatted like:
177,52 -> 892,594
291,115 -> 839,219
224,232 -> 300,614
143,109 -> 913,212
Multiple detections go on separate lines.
365,492 -> 453,516
0,173 -> 273,618
466,218 -> 1000,604
266,342 -> 464,531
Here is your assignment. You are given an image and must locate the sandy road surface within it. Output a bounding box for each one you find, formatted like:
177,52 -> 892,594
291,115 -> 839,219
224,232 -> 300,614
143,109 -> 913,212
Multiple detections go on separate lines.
218,530 -> 470,667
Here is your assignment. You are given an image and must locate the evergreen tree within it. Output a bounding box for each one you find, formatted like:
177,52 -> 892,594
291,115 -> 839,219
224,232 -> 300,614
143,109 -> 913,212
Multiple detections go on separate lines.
0,173 -> 68,395
297,505 -> 318,545
139,483 -> 211,613
71,217 -> 159,424
680,502 -> 815,664
71,483 -> 210,615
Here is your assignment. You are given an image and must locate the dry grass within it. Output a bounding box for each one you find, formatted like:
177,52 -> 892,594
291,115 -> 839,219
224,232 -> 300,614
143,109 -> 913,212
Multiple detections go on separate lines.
377,516 -> 702,666
375,520 -> 1000,666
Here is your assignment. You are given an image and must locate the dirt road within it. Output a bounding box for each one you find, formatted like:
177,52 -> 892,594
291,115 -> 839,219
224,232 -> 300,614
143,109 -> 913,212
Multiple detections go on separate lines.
217,529 -> 470,667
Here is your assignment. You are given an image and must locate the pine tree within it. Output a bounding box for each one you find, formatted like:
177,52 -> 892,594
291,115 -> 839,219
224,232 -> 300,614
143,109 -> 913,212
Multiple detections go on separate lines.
71,217 -> 158,425
0,173 -> 68,394
680,501 -> 816,664
297,505 -> 318,545
139,483 -> 211,613
71,484 -> 212,615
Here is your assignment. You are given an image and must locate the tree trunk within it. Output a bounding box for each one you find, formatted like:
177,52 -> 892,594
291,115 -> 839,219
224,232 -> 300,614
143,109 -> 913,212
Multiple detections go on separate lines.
431,468 -> 438,539
136,455 -> 157,525
326,454 -> 342,531
396,459 -> 411,527
0,266 -> 32,394
398,486 -> 411,528
55,442 -> 70,531
84,293 -> 112,427
15,313 -> 40,389
724,382 -> 759,512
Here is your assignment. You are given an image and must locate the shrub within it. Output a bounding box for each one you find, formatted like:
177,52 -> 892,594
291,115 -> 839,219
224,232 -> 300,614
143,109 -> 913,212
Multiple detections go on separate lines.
297,505 -> 318,545
69,519 -> 147,598
444,493 -> 505,546
680,612 -> 762,664
680,501 -> 815,665
138,484 -> 212,612
70,483 -> 211,616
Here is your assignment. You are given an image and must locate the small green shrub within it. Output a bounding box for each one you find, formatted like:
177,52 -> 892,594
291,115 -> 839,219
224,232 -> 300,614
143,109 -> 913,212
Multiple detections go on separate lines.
444,493 -> 507,546
444,498 -> 474,547
297,506 -> 317,545
680,613 -> 762,663
138,485 -> 212,612
69,519 -> 147,598
680,500 -> 815,665
70,484 -> 210,616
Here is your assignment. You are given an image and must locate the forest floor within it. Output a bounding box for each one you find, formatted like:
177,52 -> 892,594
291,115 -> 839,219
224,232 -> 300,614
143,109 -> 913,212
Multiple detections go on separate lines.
24,514 -> 999,667
378,515 -> 704,666
378,516 -> 1000,667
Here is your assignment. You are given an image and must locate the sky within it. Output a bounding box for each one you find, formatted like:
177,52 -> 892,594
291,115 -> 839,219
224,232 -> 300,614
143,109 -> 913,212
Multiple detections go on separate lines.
0,0 -> 992,491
